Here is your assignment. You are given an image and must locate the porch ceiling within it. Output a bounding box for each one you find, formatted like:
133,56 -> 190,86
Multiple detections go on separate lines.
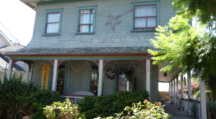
158,62 -> 181,82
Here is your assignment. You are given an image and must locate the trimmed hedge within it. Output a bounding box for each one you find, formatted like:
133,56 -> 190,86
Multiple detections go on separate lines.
78,91 -> 149,119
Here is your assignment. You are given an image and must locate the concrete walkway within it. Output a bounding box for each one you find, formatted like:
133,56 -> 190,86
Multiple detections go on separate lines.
164,102 -> 194,119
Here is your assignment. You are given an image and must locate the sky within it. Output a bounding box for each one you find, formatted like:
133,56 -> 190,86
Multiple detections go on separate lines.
0,0 -> 35,46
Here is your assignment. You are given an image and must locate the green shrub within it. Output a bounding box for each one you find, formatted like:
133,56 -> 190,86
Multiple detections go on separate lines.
78,91 -> 149,119
207,100 -> 216,119
43,98 -> 85,119
95,100 -> 170,119
23,89 -> 61,119
0,76 -> 40,119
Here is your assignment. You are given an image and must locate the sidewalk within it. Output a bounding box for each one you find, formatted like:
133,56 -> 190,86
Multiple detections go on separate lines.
165,102 -> 194,119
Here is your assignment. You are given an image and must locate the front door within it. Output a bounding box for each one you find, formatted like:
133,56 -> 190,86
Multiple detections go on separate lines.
117,68 -> 135,92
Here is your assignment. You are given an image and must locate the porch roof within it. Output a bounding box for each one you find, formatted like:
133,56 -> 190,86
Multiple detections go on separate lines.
4,46 -> 149,55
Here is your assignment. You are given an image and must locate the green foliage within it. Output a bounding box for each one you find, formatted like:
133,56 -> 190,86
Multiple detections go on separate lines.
206,101 -> 216,119
148,15 -> 216,82
78,91 -> 149,119
43,98 -> 84,119
0,75 -> 40,119
96,100 -> 170,119
173,0 -> 216,24
23,89 -> 61,119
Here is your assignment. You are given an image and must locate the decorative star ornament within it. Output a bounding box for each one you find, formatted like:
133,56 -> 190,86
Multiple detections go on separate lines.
105,13 -> 122,31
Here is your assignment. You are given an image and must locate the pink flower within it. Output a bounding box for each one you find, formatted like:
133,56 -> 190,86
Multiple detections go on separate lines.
144,99 -> 148,103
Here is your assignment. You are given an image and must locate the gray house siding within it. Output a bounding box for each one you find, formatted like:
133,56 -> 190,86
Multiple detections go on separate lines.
64,61 -> 89,94
27,0 -> 176,49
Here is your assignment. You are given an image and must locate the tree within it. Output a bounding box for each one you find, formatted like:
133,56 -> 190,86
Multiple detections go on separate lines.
148,15 -> 216,100
148,15 -> 216,81
173,0 -> 216,24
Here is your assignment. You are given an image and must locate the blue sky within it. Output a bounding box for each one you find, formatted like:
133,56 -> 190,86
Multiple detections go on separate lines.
0,0 -> 35,46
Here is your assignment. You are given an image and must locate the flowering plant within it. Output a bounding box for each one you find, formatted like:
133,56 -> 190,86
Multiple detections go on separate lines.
95,99 -> 170,119
178,82 -> 200,95
43,98 -> 84,119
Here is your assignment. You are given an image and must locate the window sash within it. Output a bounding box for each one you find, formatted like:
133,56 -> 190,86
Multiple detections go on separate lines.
78,9 -> 94,33
133,5 -> 157,29
46,12 -> 60,34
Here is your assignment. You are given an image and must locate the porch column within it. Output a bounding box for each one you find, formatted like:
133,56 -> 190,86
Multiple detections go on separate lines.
181,76 -> 184,98
169,82 -> 171,98
176,76 -> 179,99
97,59 -> 103,96
187,71 -> 192,113
172,80 -> 174,102
173,78 -> 176,104
27,63 -> 34,82
29,64 -> 34,82
52,59 -> 58,91
146,59 -> 150,97
7,58 -> 13,80
199,72 -> 207,119
187,72 -> 192,99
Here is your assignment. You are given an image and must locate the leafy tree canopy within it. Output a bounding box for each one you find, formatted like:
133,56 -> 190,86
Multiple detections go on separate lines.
173,0 -> 216,24
148,15 -> 216,81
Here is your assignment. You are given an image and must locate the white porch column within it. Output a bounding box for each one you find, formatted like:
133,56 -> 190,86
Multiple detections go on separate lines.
187,72 -> 192,99
169,82 -> 171,97
176,77 -> 179,98
146,59 -> 150,96
174,78 -> 176,104
199,72 -> 207,119
7,59 -> 13,80
181,76 -> 184,98
27,63 -> 34,82
172,80 -> 175,102
52,60 -> 58,91
187,71 -> 192,114
97,59 -> 103,96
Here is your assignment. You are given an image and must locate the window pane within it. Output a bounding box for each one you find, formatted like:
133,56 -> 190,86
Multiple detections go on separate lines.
48,13 -> 60,23
80,14 -> 94,24
79,9 -> 94,33
46,23 -> 59,33
135,18 -> 146,28
147,17 -> 156,27
79,25 -> 93,32
135,5 -> 156,17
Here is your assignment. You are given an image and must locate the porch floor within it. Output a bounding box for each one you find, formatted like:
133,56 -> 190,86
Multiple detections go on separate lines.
165,102 -> 194,119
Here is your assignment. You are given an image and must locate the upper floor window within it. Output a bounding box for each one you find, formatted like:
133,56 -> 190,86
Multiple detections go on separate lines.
131,2 -> 159,31
76,6 -> 96,34
44,9 -> 62,35
134,5 -> 156,29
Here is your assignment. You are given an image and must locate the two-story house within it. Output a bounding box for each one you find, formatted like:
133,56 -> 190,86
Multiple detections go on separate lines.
5,0 -> 176,102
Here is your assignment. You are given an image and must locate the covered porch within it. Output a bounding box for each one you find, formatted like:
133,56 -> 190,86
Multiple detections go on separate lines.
5,52 -> 159,103
158,63 -> 208,119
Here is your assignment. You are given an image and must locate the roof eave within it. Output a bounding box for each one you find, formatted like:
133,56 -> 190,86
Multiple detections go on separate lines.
4,52 -> 149,57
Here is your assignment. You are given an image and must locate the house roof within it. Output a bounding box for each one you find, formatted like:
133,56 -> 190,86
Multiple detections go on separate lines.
0,45 -> 24,53
0,54 -> 25,72
5,46 -> 149,55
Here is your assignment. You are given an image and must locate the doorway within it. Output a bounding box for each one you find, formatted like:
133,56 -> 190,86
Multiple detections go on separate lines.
117,68 -> 135,92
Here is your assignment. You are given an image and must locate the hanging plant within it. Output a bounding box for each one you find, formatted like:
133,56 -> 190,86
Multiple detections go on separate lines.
105,68 -> 115,80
